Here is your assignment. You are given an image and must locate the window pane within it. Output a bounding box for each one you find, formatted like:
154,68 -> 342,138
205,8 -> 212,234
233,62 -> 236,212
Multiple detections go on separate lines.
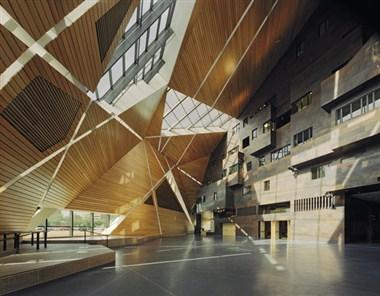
97,73 -> 111,98
125,45 -> 136,70
139,31 -> 148,55
125,8 -> 137,32
148,19 -> 159,46
342,104 -> 351,122
141,0 -> 151,17
111,58 -> 123,84
375,89 -> 380,108
159,8 -> 170,34
351,99 -> 361,118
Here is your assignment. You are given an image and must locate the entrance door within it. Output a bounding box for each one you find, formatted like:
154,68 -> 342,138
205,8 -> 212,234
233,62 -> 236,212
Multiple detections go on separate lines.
345,194 -> 380,243
264,221 -> 271,239
279,221 -> 288,239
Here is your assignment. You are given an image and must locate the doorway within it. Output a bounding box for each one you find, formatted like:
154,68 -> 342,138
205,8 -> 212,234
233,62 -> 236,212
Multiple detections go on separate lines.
279,221 -> 288,239
345,192 -> 380,243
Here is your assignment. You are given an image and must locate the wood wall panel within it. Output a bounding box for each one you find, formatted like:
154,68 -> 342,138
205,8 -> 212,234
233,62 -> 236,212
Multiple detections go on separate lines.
172,168 -> 201,210
112,204 -> 160,236
0,57 -> 89,187
214,0 -> 319,116
46,0 -> 138,90
160,135 -> 193,164
120,91 -> 164,138
158,207 -> 189,235
180,132 -> 225,165
178,156 -> 210,182
169,0 -> 250,98
169,0 -> 318,117
0,0 -> 83,39
77,102 -> 110,137
0,26 -> 27,74
145,92 -> 166,137
67,140 -> 156,213
44,119 -> 139,208
0,154 -> 61,231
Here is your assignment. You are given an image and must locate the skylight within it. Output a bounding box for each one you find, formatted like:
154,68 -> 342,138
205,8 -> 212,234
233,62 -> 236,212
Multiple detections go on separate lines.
94,0 -> 176,104
162,88 -> 237,133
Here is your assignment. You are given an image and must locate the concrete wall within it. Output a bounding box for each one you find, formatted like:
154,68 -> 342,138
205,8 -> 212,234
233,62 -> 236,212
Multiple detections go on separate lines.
199,2 -> 380,243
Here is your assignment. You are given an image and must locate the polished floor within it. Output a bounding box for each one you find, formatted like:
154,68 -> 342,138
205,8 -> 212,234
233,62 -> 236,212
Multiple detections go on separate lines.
9,236 -> 380,296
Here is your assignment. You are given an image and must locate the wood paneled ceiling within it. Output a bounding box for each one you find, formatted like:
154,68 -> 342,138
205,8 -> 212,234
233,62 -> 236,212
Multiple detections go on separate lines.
0,0 -> 320,233
169,0 -> 319,117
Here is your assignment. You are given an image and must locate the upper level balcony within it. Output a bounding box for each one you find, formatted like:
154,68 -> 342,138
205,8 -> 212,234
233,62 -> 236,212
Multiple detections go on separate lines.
321,35 -> 380,112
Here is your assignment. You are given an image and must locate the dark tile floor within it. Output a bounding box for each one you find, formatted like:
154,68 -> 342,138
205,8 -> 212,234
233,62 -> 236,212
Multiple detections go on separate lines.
9,236 -> 380,296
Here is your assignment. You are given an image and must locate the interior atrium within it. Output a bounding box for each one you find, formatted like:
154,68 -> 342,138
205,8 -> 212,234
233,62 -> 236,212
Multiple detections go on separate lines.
1,0 -> 380,295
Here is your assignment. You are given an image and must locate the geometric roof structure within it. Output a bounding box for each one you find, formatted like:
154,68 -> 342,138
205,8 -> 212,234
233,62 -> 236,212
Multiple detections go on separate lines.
0,0 -> 318,234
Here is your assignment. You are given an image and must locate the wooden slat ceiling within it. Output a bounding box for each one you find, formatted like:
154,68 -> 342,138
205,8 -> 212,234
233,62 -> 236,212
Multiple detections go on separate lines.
169,0 -> 319,117
0,0 -> 83,40
0,57 -> 89,187
45,0 -> 138,90
44,119 -> 140,208
145,92 -> 166,137
119,90 -> 165,138
0,25 -> 27,74
0,154 -> 61,231
178,156 -> 210,182
172,168 -> 201,210
0,0 -> 321,234
67,140 -> 163,213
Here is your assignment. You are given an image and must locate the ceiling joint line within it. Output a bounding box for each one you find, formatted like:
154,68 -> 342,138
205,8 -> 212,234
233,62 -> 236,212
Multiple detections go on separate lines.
190,0 -> 280,126
38,100 -> 94,206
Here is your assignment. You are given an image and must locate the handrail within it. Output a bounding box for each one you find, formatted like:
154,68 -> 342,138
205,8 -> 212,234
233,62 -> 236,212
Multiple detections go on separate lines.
40,226 -> 110,247
1,230 -> 47,254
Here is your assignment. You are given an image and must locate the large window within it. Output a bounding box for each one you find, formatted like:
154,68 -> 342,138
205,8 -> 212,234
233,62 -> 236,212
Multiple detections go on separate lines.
45,210 -> 119,237
162,88 -> 236,131
242,136 -> 250,148
95,0 -> 176,103
293,127 -> 313,146
229,163 -> 240,175
335,88 -> 380,124
292,92 -> 312,114
263,120 -> 275,134
243,117 -> 248,127
259,156 -> 266,167
311,165 -> 326,180
232,123 -> 240,135
264,180 -> 270,191
252,128 -> 257,139
271,144 -> 291,162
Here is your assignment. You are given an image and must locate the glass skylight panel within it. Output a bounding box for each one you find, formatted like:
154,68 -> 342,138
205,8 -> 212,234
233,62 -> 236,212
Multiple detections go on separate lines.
165,111 -> 179,127
144,58 -> 153,74
139,31 -> 148,54
162,118 -> 170,129
148,20 -> 159,47
136,68 -> 144,81
111,58 -> 123,83
125,45 -> 136,70
141,0 -> 151,17
97,73 -> 111,98
208,109 -> 220,122
159,9 -> 169,34
153,49 -> 161,64
125,8 -> 137,32
162,88 -> 236,132
181,97 -> 196,111
95,0 -> 176,102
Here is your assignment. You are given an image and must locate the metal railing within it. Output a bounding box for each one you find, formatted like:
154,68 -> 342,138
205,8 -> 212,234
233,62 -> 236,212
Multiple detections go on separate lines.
40,226 -> 110,247
1,230 -> 47,254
